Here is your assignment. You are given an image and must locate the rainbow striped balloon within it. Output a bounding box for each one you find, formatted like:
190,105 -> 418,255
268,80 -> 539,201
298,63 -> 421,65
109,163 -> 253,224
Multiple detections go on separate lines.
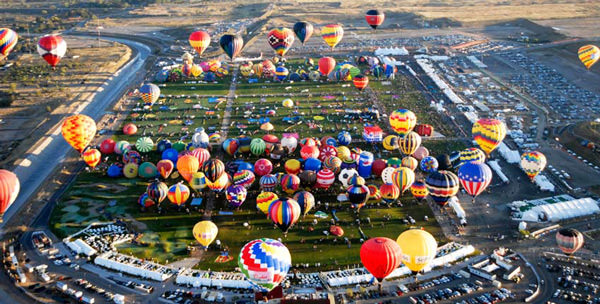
391,167 -> 415,195
238,238 -> 291,291
167,183 -> 190,206
389,109 -> 417,137
256,191 -> 278,214
578,45 -> 600,70
0,28 -> 18,60
410,181 -> 428,202
472,118 -> 506,155
268,197 -> 301,234
321,24 -> 343,49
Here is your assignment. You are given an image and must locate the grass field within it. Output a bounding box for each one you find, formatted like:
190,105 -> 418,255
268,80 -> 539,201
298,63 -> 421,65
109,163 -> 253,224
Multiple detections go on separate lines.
560,121 -> 600,167
50,57 -> 459,271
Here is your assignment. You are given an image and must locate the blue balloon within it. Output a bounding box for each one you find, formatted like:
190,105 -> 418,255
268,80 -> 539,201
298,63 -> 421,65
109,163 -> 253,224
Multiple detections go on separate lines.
325,137 -> 337,147
107,164 -> 123,178
162,148 -> 179,164
157,139 -> 172,153
358,151 -> 374,178
235,160 -> 254,172
304,157 -> 322,171
204,72 -> 216,82
337,131 -> 352,146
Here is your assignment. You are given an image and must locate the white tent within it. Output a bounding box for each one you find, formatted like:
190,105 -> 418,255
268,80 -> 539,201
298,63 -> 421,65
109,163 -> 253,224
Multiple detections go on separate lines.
374,47 -> 409,56
518,197 -> 599,222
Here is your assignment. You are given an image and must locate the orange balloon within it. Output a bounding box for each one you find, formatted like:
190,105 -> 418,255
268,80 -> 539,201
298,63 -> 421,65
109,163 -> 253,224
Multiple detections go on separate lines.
177,155 -> 199,182
61,114 -> 96,152
82,148 -> 101,168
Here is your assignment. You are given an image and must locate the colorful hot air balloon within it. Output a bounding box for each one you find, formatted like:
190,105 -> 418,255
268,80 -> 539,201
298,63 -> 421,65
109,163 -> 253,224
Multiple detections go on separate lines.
556,228 -> 585,255
0,28 -> 18,61
382,135 -> 398,151
280,174 -> 300,194
138,193 -> 155,208
420,156 -> 438,173
318,56 -> 336,76
314,168 -> 335,189
82,148 -> 101,168
177,155 -> 200,182
233,170 -> 255,189
259,174 -> 278,192
578,45 -> 600,70
411,181 -> 428,202
293,191 -> 315,216
135,137 -> 154,153
353,74 -> 369,91
190,172 -> 207,191
37,34 -> 67,67
396,228 -> 437,273
191,148 -> 210,166
226,184 -> 248,208
139,83 -> 160,106
380,183 -> 400,204
206,172 -> 229,193
401,156 -> 418,171
360,237 -> 401,283
254,158 -> 273,176
157,159 -> 174,179
392,167 -> 415,195
256,191 -> 278,214
219,34 -> 243,60
425,170 -> 459,206
202,159 -> 225,183
321,24 -> 343,49
365,9 -> 385,29
0,169 -> 19,221
222,138 -> 239,156
389,109 -> 417,137
458,162 -> 492,202
399,131 -> 421,155
100,138 -> 115,155
348,183 -> 370,210
238,238 -> 291,291
520,151 -> 547,181
274,66 -> 289,81
250,138 -> 267,156
147,180 -> 168,204
293,21 -> 314,45
61,114 -> 96,152
267,27 -> 295,57
459,147 -> 486,166
268,198 -> 301,234
167,182 -> 191,206
472,118 -> 506,156
189,31 -> 211,56
193,221 -> 218,248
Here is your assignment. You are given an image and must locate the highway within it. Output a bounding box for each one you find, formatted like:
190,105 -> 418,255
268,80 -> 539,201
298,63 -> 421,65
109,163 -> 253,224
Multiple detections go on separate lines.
0,37 -> 151,229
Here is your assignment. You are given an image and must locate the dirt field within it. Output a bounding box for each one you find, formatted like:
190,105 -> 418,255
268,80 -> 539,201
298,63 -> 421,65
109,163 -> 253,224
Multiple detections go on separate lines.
0,37 -> 131,167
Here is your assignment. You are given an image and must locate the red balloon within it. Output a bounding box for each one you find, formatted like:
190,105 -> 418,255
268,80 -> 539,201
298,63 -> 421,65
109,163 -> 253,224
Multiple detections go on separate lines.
300,145 -> 319,160
318,57 -> 336,76
254,158 -> 273,176
353,74 -> 369,91
0,169 -> 20,218
360,237 -> 402,282
123,123 -> 137,135
100,138 -> 115,154
329,225 -> 344,237
372,159 -> 387,176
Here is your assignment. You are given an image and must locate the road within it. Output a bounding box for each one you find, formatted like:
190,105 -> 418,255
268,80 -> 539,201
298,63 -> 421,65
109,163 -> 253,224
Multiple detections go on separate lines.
0,37 -> 151,229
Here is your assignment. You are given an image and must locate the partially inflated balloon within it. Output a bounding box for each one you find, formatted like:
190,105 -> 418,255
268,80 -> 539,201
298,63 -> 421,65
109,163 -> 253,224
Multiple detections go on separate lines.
189,31 -> 210,55
293,21 -> 314,44
193,221 -> 218,248
62,114 -> 96,152
0,169 -> 19,221
219,34 -> 243,60
578,45 -> 600,70
321,24 -> 343,49
37,34 -> 66,67
267,27 -> 295,57
238,238 -> 291,291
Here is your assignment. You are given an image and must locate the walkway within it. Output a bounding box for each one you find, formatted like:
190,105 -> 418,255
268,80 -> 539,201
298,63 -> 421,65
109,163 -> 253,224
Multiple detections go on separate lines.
219,64 -> 239,141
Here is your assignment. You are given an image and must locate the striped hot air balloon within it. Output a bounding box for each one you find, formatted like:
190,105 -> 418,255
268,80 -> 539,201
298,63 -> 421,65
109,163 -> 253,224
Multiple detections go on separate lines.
520,151 -> 547,181
147,180 -> 168,204
135,137 -> 154,153
167,183 -> 190,206
37,34 -> 67,67
578,45 -> 600,70
267,27 -> 295,57
401,156 -> 418,171
321,24 -> 343,49
0,169 -> 19,222
139,83 -> 160,106
399,131 -> 421,155
256,191 -> 278,214
280,174 -> 300,194
293,191 -> 315,216
556,228 -> 585,255
138,193 -> 155,208
219,34 -> 243,60
189,31 -> 211,56
0,28 -> 18,60
238,238 -> 291,291
389,109 -> 417,137
268,198 -> 301,234
410,181 -> 428,202
353,74 -> 369,91
365,9 -> 385,29
472,118 -> 506,156
458,162 -> 492,202
459,147 -> 486,166
259,174 -> 278,192
82,148 -> 101,168
391,167 -> 415,195
233,169 -> 255,189
425,170 -> 459,206
61,114 -> 96,153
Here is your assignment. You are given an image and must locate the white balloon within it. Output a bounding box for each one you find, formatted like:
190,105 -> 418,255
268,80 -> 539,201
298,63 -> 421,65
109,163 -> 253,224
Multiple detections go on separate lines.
381,167 -> 395,184
338,168 -> 358,188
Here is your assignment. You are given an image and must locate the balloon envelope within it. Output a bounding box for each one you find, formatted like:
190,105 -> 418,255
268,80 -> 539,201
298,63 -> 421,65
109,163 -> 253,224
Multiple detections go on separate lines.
193,221 -> 218,248
238,238 -> 291,291
360,237 -> 401,282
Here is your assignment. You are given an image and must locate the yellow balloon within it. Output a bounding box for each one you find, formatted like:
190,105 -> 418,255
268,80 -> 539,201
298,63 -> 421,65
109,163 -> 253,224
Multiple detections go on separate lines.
399,131 -> 421,155
282,98 -> 294,108
382,135 -> 399,151
336,146 -> 351,162
578,45 -> 600,70
123,163 -> 138,178
396,229 -> 437,272
193,221 -> 218,248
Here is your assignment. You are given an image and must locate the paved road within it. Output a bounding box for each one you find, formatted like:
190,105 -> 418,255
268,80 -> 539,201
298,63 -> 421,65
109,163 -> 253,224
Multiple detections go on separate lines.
0,37 -> 151,229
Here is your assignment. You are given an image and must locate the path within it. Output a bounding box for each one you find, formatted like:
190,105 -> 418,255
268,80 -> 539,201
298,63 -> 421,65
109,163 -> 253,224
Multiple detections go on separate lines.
218,64 -> 239,141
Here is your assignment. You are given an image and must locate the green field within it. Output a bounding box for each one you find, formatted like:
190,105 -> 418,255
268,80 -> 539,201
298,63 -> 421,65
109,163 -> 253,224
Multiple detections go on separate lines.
51,58 -> 459,271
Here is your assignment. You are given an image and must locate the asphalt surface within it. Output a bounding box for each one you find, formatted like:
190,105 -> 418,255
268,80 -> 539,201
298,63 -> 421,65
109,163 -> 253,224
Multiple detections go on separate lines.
0,37 -> 151,229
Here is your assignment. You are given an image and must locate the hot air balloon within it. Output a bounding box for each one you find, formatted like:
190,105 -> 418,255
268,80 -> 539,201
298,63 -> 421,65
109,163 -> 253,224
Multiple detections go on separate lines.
578,45 -> 600,70
556,228 -> 585,255
177,155 -> 200,182
123,123 -> 137,136
37,34 -> 67,67
347,183 -> 370,210
193,221 -> 218,249
380,167 -> 395,185
206,172 -> 229,193
157,159 -> 174,179
293,21 -> 313,45
138,162 -> 158,179
202,159 -> 225,183
100,138 -> 115,155
458,162 -> 492,202
318,57 -> 336,76
147,180 -> 168,204
135,136 -> 154,153
274,66 -> 289,81
0,28 -> 18,61
233,170 -> 255,189
281,174 -> 300,194
365,9 -> 385,29
396,229 -> 437,273
190,148 -> 210,166
238,238 -> 291,291
392,167 -> 415,195
411,181 -> 428,202
250,138 -> 267,156
268,198 -> 301,234
358,151 -> 374,178
472,118 -> 506,156
256,192 -> 278,214
401,156 -> 418,171
382,135 -> 399,151
284,159 -> 301,175
304,157 -> 322,172
426,170 -> 459,206
399,131 -> 421,155
520,151 -> 547,181
61,114 -> 96,153
337,131 -> 351,146
459,147 -> 486,166
293,191 -> 315,216
372,159 -> 387,176
168,182 -> 190,206
315,169 -> 336,189
82,148 -> 101,168
138,193 -> 155,208
189,31 -> 210,56
0,169 -> 19,221
267,27 -> 295,57
389,109 -> 417,137
353,74 -> 369,91
413,146 -> 429,161
219,34 -> 243,60
139,83 -> 160,106
226,184 -> 247,208
323,156 -> 342,174
190,172 -> 207,191
420,156 -> 438,173
259,174 -> 278,192
380,183 -> 400,205
321,24 -> 343,49
254,158 -> 273,176
300,145 -> 319,160
360,237 -> 401,285
222,138 -> 239,156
